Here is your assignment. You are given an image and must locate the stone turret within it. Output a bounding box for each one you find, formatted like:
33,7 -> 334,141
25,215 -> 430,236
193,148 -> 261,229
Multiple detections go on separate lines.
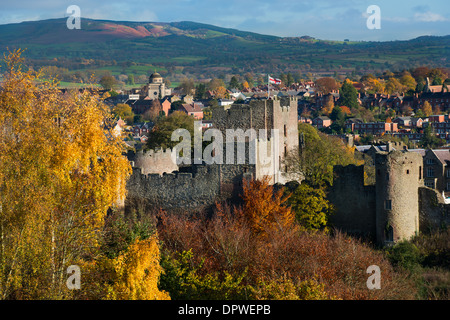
375,150 -> 423,245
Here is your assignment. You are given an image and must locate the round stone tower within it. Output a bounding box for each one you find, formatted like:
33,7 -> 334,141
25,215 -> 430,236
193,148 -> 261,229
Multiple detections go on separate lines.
374,148 -> 422,246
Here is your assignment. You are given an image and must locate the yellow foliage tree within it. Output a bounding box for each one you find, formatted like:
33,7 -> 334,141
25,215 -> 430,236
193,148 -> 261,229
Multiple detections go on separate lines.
215,86 -> 229,99
109,237 -> 170,300
420,101 -> 433,117
0,49 -> 131,299
321,95 -> 334,116
240,177 -> 294,236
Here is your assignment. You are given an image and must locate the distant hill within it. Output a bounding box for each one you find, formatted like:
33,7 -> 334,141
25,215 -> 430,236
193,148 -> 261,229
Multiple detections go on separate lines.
0,18 -> 449,77
0,18 -> 278,44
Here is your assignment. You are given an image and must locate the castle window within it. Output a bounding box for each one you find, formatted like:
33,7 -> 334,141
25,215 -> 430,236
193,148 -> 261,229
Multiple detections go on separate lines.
284,125 -> 287,137
426,158 -> 435,165
385,226 -> 394,242
385,200 -> 392,210
425,180 -> 435,189
419,166 -> 422,179
406,170 -> 410,174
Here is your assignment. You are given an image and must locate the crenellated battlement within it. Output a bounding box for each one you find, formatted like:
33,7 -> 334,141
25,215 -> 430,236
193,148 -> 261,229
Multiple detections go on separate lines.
126,164 -> 255,212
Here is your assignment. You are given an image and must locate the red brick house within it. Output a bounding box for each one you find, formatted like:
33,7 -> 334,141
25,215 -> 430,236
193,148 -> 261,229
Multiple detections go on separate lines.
347,121 -> 398,135
312,116 -> 332,129
180,103 -> 204,119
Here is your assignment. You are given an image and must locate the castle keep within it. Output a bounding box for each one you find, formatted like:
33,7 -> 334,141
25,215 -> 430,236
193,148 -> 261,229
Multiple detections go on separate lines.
125,97 -> 300,214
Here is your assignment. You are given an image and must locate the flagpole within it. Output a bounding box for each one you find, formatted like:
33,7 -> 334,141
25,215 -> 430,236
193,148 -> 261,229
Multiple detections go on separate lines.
267,74 -> 270,100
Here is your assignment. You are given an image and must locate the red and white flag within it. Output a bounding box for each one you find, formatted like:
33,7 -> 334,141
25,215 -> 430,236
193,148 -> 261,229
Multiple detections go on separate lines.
269,76 -> 281,84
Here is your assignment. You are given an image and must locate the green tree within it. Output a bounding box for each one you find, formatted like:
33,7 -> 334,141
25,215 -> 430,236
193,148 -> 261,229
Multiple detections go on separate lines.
329,106 -> 346,133
146,111 -> 195,150
195,83 -> 206,99
419,126 -> 445,149
339,79 -> 359,110
100,75 -> 118,90
285,183 -> 333,232
283,123 -> 359,187
229,76 -> 240,89
287,73 -> 294,86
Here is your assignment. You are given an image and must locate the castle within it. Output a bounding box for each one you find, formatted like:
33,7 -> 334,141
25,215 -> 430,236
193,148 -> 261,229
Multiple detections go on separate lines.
329,143 -> 449,246
125,97 -> 300,213
124,98 -> 449,246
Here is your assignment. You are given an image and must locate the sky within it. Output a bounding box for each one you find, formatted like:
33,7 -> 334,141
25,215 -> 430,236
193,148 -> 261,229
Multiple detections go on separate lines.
0,0 -> 448,41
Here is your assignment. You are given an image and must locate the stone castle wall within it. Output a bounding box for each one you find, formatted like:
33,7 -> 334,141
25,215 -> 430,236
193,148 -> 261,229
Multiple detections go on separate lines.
125,164 -> 254,215
328,165 -> 377,240
419,187 -> 450,233
129,148 -> 178,176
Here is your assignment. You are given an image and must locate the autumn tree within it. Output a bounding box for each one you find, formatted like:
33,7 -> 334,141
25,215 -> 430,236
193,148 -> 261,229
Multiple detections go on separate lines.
420,101 -> 433,117
0,49 -> 131,299
113,103 -> 135,124
215,86 -> 229,99
108,237 -> 170,300
315,77 -> 338,94
208,78 -> 226,91
321,95 -> 334,116
385,77 -> 404,95
143,99 -> 163,121
400,74 -> 417,92
362,77 -> 385,94
239,177 -> 295,236
244,73 -> 254,87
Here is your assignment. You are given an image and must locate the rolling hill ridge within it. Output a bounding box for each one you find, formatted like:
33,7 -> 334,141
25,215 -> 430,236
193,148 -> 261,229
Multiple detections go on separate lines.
0,18 -> 449,77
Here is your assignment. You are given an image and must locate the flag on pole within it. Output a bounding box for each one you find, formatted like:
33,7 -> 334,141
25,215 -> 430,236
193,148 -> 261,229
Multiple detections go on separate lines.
268,76 -> 281,84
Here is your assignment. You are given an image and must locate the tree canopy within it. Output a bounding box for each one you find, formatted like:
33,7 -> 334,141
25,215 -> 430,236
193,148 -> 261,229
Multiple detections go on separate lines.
0,49 -> 132,299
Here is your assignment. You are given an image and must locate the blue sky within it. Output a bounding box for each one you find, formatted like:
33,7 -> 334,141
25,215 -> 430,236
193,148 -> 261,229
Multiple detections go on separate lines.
0,0 -> 448,41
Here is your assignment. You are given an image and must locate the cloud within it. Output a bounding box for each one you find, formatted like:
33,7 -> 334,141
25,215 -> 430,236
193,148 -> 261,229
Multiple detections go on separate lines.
414,11 -> 447,22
